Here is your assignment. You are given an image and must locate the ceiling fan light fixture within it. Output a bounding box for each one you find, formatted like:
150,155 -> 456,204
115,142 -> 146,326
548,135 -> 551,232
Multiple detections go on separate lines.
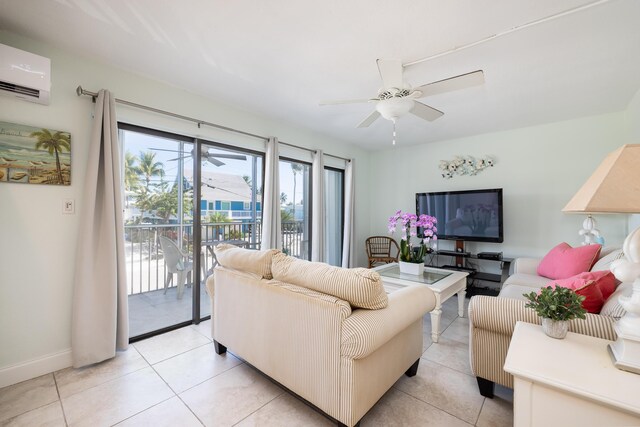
376,98 -> 415,121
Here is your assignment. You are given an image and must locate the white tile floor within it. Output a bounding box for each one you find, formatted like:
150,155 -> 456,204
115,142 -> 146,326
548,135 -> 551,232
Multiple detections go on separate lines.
0,298 -> 513,427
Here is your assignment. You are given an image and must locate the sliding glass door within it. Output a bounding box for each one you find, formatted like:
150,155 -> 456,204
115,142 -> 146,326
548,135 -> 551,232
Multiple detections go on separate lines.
325,167 -> 344,266
120,124 -> 264,340
120,124 -> 195,338
279,159 -> 311,260
197,142 -> 263,316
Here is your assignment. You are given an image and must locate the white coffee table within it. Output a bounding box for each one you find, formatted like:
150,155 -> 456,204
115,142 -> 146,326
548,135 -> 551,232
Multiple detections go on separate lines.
373,263 -> 469,343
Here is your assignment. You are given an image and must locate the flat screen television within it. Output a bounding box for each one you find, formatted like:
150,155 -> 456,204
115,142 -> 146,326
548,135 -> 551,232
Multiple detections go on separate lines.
416,188 -> 504,243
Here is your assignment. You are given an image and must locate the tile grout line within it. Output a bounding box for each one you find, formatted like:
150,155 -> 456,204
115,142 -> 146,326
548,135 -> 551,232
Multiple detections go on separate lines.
231,389 -> 286,426
392,387 -> 476,426
0,374 -> 66,425
146,351 -> 208,426
189,321 -> 213,341
108,395 -> 175,426
421,355 -> 475,378
52,373 -> 70,427
133,333 -> 213,365
55,362 -> 150,401
168,358 -> 246,395
474,397 -> 487,426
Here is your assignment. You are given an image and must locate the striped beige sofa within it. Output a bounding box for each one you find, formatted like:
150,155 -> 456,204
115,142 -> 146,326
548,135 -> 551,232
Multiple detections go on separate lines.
469,248 -> 632,398
206,245 -> 436,427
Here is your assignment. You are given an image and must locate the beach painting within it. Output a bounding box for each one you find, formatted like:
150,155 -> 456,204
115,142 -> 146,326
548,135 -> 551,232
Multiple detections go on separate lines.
0,121 -> 71,185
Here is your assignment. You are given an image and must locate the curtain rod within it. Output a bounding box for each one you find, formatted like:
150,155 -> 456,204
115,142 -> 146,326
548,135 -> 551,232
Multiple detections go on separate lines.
76,86 -> 351,162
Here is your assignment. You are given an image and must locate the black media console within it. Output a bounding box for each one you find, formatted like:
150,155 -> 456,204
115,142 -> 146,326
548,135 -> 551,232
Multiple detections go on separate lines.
428,250 -> 513,288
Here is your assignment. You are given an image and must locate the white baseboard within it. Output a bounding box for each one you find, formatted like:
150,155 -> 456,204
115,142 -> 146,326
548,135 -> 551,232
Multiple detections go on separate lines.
0,349 -> 72,388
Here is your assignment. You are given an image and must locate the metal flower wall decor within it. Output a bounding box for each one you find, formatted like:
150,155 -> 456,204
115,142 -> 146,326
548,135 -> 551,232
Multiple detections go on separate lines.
439,155 -> 494,179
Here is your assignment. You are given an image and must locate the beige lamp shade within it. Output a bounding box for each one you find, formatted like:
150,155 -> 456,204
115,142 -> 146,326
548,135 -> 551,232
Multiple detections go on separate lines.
563,144 -> 640,214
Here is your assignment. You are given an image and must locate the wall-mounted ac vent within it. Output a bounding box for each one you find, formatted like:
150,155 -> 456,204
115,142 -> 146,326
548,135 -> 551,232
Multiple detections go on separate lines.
0,43 -> 51,105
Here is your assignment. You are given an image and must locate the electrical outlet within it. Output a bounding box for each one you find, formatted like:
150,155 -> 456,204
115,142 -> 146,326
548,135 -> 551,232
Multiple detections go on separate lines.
63,199 -> 75,214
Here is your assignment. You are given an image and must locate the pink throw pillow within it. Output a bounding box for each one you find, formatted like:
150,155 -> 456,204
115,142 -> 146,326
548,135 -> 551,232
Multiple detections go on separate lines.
547,270 -> 616,313
537,242 -> 601,280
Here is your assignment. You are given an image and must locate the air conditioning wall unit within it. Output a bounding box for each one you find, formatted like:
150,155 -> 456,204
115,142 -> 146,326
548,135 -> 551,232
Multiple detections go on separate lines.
0,43 -> 51,105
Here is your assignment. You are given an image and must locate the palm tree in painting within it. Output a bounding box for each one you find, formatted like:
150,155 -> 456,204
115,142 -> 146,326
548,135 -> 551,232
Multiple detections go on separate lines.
31,128 -> 71,184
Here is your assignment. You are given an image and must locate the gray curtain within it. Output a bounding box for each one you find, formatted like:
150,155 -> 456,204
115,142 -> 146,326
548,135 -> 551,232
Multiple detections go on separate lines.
71,89 -> 128,368
342,159 -> 355,268
260,137 -> 282,249
311,150 -> 325,262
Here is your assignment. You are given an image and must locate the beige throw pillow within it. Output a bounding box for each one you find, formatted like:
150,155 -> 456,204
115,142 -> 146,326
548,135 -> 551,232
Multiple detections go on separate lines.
271,253 -> 388,309
214,244 -> 280,279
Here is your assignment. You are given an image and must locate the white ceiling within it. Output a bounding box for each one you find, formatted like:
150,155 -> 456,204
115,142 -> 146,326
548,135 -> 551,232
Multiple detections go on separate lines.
1,0 -> 639,150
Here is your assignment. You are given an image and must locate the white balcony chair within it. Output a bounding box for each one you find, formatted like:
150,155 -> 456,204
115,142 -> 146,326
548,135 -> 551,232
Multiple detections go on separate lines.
159,236 -> 193,299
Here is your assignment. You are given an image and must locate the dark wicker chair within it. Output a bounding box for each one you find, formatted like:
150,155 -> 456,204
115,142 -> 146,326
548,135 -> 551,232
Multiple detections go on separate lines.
365,236 -> 400,268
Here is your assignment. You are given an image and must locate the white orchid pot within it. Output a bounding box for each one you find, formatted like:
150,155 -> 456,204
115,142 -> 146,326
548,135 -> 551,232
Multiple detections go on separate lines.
398,261 -> 424,276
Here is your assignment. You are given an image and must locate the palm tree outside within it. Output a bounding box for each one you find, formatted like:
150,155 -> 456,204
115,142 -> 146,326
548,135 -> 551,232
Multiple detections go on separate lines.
290,162 -> 303,220
124,151 -> 139,208
31,128 -> 71,184
134,151 -> 164,192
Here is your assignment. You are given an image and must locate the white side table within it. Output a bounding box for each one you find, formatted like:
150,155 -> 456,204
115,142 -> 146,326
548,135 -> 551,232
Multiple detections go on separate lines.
504,322 -> 640,427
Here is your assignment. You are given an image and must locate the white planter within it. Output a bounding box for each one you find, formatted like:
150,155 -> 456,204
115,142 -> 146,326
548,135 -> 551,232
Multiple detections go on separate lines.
541,318 -> 569,339
398,261 -> 424,276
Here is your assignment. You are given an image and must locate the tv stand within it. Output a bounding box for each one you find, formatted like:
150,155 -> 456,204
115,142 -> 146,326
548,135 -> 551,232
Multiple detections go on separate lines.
431,248 -> 513,288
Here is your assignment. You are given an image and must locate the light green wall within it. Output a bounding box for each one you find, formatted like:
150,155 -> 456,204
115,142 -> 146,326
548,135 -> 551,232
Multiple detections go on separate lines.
0,28 -> 636,379
0,31 -> 370,371
369,112 -> 629,260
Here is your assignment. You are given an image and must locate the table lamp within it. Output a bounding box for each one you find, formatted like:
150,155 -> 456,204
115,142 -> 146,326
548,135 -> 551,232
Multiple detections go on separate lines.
563,144 -> 640,374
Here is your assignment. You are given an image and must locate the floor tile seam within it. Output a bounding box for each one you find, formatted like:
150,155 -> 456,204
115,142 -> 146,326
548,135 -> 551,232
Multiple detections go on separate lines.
438,335 -> 470,346
162,358 -> 245,395
189,323 -> 213,341
392,387 -> 475,426
0,398 -> 64,426
419,355 -> 475,378
55,364 -> 150,401
0,376 -> 60,424
230,389 -> 287,426
473,397 -> 487,426
139,338 -> 213,365
52,372 -> 70,426
107,395 -> 178,427
172,389 -> 207,426
147,357 -> 184,397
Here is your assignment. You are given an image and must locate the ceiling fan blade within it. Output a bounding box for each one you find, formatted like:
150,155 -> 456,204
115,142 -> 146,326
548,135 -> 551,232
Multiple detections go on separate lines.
319,98 -> 374,106
416,70 -> 484,98
357,110 -> 381,128
150,147 -> 180,153
377,59 -> 403,89
206,157 -> 225,167
208,153 -> 247,160
410,101 -> 444,122
168,155 -> 192,161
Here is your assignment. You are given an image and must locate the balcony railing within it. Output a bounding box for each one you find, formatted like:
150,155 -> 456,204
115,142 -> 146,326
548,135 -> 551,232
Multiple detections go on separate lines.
124,220 -> 308,295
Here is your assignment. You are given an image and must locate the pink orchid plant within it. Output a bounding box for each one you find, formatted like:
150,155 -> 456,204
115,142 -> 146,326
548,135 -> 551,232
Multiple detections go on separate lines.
388,211 -> 437,263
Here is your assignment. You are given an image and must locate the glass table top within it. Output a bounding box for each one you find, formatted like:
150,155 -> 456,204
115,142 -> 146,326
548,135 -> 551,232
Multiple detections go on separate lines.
377,265 -> 452,285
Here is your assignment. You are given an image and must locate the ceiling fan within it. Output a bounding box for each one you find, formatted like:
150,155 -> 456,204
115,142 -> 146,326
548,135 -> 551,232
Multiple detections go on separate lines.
152,146 -> 246,167
320,59 -> 484,131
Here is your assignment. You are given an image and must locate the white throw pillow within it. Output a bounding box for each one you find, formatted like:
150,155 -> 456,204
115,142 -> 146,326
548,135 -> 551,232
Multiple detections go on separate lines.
591,248 -> 625,272
600,282 -> 632,319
